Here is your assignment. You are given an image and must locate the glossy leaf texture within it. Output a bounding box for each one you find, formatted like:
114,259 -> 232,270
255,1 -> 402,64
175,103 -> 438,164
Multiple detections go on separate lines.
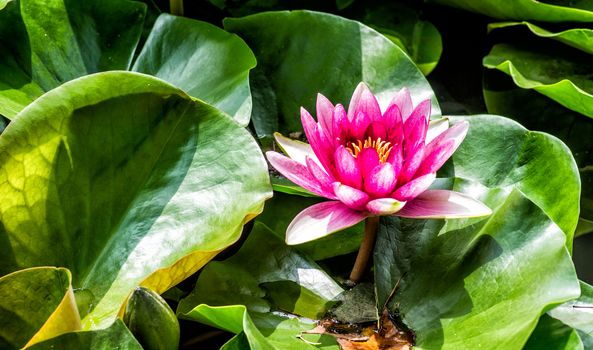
0,71 -> 272,328
0,0 -> 146,118
177,223 -> 343,348
547,282 -> 593,349
523,314 -> 584,350
488,22 -> 593,55
483,84 -> 593,226
375,191 -> 578,349
483,23 -> 593,221
178,223 -> 343,320
182,305 -> 339,350
427,0 -> 593,22
132,13 -> 256,125
359,2 -> 443,75
27,320 -> 142,350
0,267 -> 80,349
224,10 -> 440,137
445,115 -> 580,246
374,115 -> 581,349
483,32 -> 593,120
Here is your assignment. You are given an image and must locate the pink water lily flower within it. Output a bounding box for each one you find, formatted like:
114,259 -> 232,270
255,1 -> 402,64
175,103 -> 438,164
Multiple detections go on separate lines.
267,83 -> 491,245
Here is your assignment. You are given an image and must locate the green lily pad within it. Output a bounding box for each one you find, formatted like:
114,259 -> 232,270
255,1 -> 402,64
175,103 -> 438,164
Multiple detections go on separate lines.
182,304 -> 339,350
488,22 -> 593,55
524,281 -> 593,349
224,10 -> 440,137
27,320 -> 142,350
483,43 -> 593,119
0,0 -> 146,118
483,84 -> 593,222
375,190 -> 579,349
361,2 -> 443,75
442,115 -> 580,246
548,282 -> 593,348
132,13 -> 256,125
178,222 -> 343,319
0,267 -> 80,349
374,115 -> 581,349
0,71 -> 271,328
428,0 -> 593,22
523,314 -> 584,350
178,223 -> 343,348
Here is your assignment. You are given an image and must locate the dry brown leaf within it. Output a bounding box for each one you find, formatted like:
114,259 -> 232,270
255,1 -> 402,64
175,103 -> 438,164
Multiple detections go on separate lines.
305,308 -> 414,350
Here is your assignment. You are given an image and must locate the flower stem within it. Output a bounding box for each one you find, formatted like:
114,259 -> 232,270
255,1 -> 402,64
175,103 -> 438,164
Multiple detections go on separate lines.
348,216 -> 379,284
170,0 -> 184,16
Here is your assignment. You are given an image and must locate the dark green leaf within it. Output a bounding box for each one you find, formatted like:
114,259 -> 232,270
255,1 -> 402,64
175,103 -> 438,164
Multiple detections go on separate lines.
483,85 -> 593,222
488,22 -> 593,55
132,13 -> 256,125
178,222 -> 343,319
549,282 -> 593,349
483,43 -> 593,119
0,0 -> 146,118
523,314 -> 584,350
27,320 -> 143,350
0,72 -> 271,328
428,0 -> 593,22
224,10 -> 440,137
444,115 -> 580,246
375,115 -> 581,348
181,304 -> 339,350
361,3 -> 442,75
0,267 -> 79,349
375,191 -> 579,349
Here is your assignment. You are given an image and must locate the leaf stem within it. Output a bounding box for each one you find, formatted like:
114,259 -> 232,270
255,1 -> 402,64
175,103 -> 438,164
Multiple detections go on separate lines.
170,0 -> 184,16
348,216 -> 379,284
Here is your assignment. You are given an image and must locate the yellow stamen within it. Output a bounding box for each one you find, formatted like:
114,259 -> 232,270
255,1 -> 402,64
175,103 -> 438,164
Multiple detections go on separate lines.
346,137 -> 393,163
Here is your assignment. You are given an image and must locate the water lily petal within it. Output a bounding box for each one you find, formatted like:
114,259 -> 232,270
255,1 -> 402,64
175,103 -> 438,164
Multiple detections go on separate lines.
366,198 -> 406,215
334,145 -> 362,188
382,103 -> 403,144
273,132 -> 317,166
332,104 -> 348,146
348,82 -> 382,122
398,145 -> 424,184
403,100 -> 430,157
306,156 -> 336,193
416,121 -> 469,177
364,163 -> 397,198
316,93 -> 334,138
388,87 -> 413,121
357,147 -> 380,179
392,172 -> 436,201
334,182 -> 371,210
367,121 -> 387,140
301,107 -> 335,175
350,111 -> 372,140
387,144 -> 404,177
266,151 -> 336,199
301,107 -> 321,149
426,118 -> 449,144
396,190 -> 492,218
286,201 -> 367,245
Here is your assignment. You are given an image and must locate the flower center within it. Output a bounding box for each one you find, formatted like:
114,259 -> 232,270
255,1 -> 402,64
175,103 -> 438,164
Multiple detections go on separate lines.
346,137 -> 393,163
